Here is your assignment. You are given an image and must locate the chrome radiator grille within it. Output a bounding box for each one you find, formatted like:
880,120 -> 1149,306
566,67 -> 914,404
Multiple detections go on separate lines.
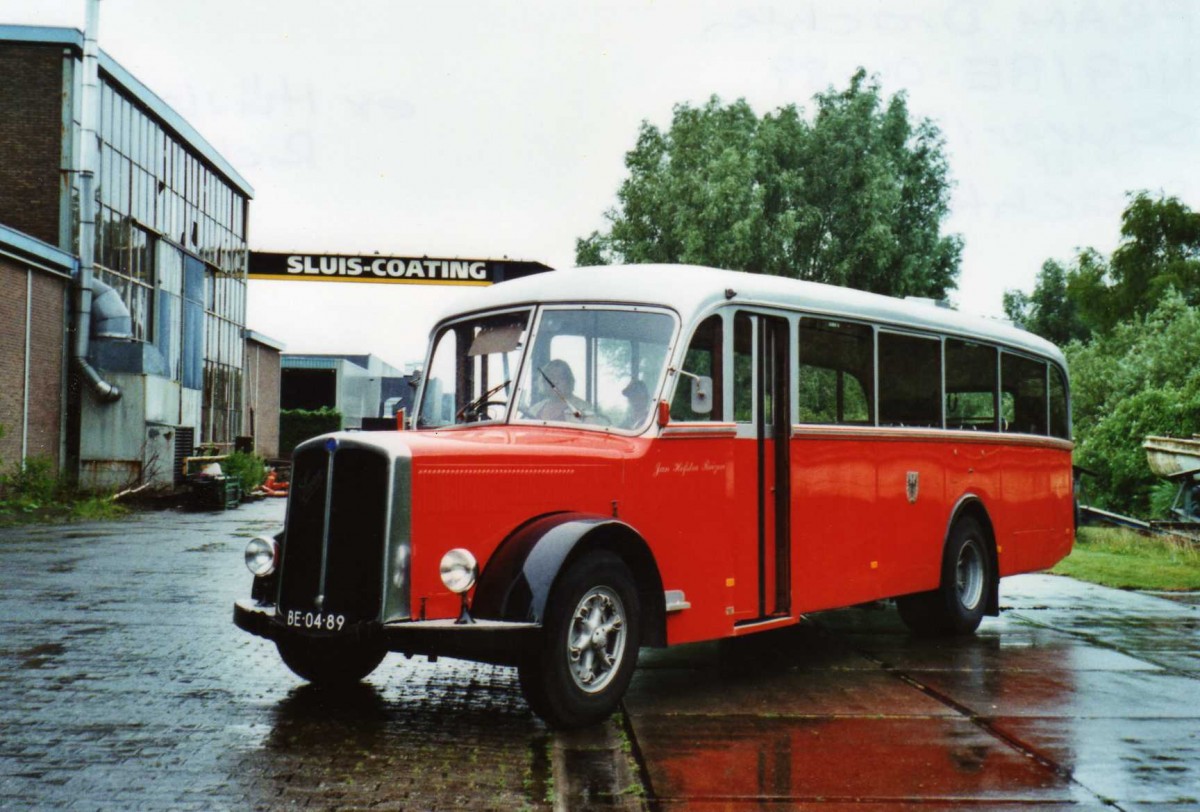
279,442 -> 391,624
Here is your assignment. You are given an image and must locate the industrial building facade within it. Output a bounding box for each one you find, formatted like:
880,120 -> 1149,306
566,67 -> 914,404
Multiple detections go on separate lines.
0,25 -> 273,488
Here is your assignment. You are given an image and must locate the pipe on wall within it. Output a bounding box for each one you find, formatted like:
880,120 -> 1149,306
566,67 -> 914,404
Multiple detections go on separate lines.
22,269 -> 31,461
74,0 -> 120,404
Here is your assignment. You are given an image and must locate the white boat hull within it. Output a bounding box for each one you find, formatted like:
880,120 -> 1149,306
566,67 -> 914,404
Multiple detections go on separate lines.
1144,436 -> 1200,478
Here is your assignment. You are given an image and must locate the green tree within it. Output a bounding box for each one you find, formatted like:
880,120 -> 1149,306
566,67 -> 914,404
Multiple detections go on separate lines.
1067,293 -> 1200,515
1109,192 -> 1200,319
578,69 -> 962,298
1006,192 -> 1200,340
1002,260 -> 1089,345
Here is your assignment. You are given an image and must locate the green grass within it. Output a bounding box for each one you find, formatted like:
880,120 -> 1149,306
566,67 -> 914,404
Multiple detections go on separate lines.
0,456 -> 129,527
1052,526 -> 1200,591
69,496 -> 129,522
0,498 -> 128,527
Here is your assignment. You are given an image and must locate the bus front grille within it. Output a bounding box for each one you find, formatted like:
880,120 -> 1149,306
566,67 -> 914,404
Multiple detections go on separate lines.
279,443 -> 390,624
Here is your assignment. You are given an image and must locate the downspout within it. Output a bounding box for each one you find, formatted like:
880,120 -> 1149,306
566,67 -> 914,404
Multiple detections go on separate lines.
23,269 -> 32,460
75,0 -> 120,403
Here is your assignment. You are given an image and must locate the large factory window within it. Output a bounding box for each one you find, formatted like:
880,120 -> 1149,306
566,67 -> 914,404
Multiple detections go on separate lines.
97,208 -> 155,341
203,265 -> 244,445
95,75 -> 250,446
156,243 -> 184,382
96,76 -> 248,353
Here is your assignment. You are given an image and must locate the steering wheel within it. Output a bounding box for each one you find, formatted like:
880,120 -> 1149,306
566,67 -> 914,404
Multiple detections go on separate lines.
460,401 -> 508,422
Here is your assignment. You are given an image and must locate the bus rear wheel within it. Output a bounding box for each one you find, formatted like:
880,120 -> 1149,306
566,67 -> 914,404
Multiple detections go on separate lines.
897,516 -> 992,637
276,637 -> 386,685
518,551 -> 641,729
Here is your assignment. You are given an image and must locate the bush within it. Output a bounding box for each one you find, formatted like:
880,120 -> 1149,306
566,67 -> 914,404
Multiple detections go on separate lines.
279,407 -> 342,457
1,456 -> 63,509
1075,383 -> 1200,516
1066,293 -> 1200,517
221,451 -> 267,492
71,496 -> 127,521
0,456 -> 127,523
1150,481 -> 1182,519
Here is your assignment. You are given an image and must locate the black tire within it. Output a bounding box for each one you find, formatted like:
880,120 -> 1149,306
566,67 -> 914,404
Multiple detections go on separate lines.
897,516 -> 992,637
276,636 -> 387,685
518,551 -> 641,729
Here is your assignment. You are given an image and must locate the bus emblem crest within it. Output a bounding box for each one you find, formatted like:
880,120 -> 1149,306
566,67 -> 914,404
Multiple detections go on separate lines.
906,472 -> 919,503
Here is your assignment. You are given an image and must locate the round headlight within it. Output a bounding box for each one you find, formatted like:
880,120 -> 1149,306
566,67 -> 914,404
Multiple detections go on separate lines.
244,536 -> 278,577
439,548 -> 478,594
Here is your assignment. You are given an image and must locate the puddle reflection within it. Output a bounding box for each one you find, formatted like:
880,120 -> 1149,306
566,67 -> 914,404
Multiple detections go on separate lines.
631,615 -> 1083,803
635,715 -> 1072,802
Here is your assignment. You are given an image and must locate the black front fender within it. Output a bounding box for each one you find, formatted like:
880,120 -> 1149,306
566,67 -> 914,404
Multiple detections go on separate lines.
471,512 -> 665,645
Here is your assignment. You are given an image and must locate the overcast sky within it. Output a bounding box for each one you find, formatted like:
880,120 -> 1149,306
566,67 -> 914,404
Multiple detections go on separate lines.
4,1 -> 1197,367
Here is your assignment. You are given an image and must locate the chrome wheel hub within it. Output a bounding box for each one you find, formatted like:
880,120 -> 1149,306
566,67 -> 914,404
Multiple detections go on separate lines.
955,540 -> 985,610
567,586 -> 626,693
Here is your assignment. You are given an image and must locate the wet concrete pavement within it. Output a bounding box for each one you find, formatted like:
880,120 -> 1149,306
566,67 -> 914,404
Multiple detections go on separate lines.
628,577 -> 1200,809
1,501 -> 1197,809
0,500 -> 637,811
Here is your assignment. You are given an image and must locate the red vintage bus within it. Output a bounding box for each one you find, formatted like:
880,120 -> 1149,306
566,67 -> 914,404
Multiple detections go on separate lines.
235,265 -> 1074,728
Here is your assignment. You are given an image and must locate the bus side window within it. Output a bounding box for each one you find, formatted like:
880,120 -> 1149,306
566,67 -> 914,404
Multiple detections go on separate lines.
670,314 -> 724,421
945,339 -> 998,431
797,318 -> 874,424
734,313 -> 753,422
1049,364 -> 1070,439
879,331 -> 941,428
1001,353 -> 1048,435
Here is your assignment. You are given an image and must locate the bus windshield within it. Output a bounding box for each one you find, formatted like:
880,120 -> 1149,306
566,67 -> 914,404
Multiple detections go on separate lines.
417,309 -> 532,427
418,306 -> 676,430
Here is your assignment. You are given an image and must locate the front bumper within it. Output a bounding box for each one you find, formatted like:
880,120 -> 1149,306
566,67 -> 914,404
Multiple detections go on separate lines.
233,600 -> 540,666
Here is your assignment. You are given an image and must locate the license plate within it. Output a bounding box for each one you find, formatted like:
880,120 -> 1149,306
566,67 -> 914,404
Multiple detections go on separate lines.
284,609 -> 347,632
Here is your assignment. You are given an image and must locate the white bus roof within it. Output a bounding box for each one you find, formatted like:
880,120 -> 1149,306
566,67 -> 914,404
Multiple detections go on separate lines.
438,265 -> 1066,367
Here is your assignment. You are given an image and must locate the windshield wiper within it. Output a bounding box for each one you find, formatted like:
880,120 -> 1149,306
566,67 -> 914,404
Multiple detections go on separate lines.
456,379 -> 512,421
538,367 -> 582,419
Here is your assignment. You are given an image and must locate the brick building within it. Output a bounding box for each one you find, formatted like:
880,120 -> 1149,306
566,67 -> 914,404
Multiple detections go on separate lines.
0,226 -> 71,472
0,24 -> 278,488
243,331 -> 284,459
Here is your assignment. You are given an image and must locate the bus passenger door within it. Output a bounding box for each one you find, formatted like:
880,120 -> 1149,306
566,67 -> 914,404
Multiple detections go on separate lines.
733,311 -> 791,622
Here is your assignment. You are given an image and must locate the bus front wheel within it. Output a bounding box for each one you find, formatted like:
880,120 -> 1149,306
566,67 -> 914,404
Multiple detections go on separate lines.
897,516 -> 992,637
518,551 -> 641,729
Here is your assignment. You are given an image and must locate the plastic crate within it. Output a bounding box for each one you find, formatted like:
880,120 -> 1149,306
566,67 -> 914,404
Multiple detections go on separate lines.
190,475 -> 242,510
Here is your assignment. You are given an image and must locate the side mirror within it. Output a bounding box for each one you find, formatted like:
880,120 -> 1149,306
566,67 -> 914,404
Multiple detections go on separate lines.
690,375 -> 713,415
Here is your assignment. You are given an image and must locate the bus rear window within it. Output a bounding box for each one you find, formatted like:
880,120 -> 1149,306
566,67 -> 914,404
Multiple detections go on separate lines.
1002,353 -> 1048,435
1049,364 -> 1070,439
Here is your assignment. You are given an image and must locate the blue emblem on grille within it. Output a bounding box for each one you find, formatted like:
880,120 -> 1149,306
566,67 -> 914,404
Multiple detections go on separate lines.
324,437 -> 338,453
